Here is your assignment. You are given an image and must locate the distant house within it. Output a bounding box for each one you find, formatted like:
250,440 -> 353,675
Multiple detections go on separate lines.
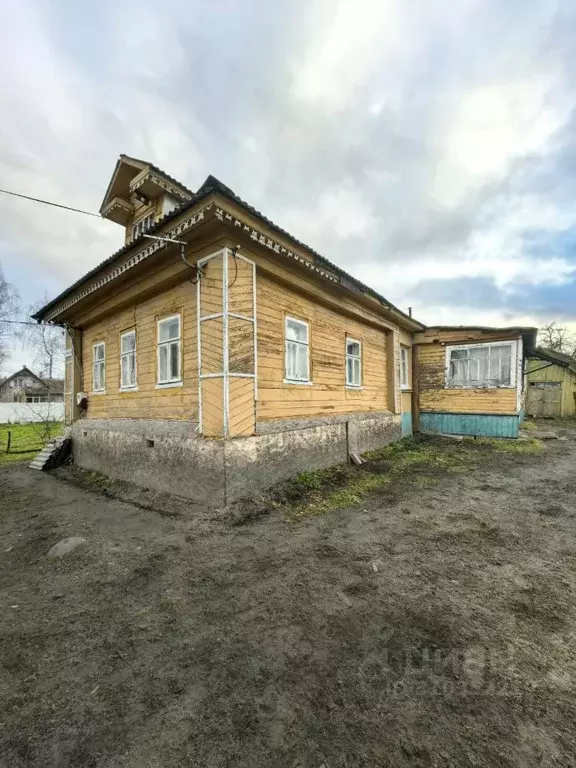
526,347 -> 576,418
0,366 -> 64,404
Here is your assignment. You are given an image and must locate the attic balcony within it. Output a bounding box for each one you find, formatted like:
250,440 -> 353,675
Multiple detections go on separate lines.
129,168 -> 190,204
101,196 -> 135,226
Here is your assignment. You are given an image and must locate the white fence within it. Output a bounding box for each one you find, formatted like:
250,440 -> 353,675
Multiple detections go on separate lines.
0,402 -> 65,424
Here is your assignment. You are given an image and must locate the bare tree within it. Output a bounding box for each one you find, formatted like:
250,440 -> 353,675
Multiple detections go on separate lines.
18,295 -> 64,385
538,322 -> 576,358
0,263 -> 19,375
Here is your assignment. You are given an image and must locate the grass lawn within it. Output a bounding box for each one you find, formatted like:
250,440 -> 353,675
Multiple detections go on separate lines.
0,422 -> 63,464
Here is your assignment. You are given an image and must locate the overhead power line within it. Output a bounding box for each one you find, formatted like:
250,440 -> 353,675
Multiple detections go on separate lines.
0,188 -> 101,218
2,319 -> 42,326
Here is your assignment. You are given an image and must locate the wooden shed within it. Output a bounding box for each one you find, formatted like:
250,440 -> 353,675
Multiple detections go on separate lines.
526,347 -> 576,418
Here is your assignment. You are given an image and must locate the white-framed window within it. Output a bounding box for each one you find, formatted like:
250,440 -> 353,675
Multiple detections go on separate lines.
285,316 -> 310,383
132,213 -> 154,240
157,314 -> 181,384
120,330 -> 137,390
345,337 -> 362,387
400,346 -> 410,389
446,341 -> 516,388
93,342 -> 106,392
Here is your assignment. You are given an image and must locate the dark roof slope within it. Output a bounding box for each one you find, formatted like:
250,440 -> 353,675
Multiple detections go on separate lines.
34,168 -> 424,329
529,346 -> 576,373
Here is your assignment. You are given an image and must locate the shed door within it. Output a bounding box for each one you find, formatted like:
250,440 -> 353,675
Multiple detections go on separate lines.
526,381 -> 562,418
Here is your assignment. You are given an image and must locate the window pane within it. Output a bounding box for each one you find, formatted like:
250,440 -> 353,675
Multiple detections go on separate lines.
121,355 -> 129,386
346,340 -> 360,357
159,345 -> 168,381
286,318 -> 308,342
94,344 -> 104,361
121,332 -> 135,353
297,344 -> 308,380
129,353 -> 136,385
170,342 -> 180,379
159,317 -> 180,342
490,346 -> 511,385
450,349 -> 468,360
286,340 -> 308,380
94,361 -> 104,390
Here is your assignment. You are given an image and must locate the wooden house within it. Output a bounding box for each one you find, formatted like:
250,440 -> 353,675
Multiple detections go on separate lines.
34,155 -> 423,505
34,155 -> 539,502
526,347 -> 576,418
0,366 -> 64,403
413,326 -> 537,438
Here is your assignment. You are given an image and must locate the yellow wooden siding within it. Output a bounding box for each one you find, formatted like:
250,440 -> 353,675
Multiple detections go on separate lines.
229,317 -> 254,374
401,391 -> 412,414
256,274 -> 389,421
228,258 -> 254,316
229,378 -> 256,436
200,256 -> 224,317
200,318 -> 224,375
526,360 -> 576,416
201,378 -> 224,436
81,281 -> 197,421
417,341 -> 517,414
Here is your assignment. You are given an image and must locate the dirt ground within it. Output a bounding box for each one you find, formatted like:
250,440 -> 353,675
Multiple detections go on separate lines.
1,425 -> 576,767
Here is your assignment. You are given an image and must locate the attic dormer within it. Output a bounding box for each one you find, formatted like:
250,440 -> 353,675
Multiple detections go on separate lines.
99,154 -> 194,243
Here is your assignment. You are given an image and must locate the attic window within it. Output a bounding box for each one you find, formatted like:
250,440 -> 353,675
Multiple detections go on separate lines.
132,213 -> 154,240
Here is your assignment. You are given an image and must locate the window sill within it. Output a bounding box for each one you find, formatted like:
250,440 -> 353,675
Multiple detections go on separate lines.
119,386 -> 138,393
156,380 -> 183,389
91,390 -> 106,396
283,379 -> 313,386
401,386 -> 412,392
346,385 -> 364,390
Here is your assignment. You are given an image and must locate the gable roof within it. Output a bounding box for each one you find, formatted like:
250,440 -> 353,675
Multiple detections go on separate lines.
0,366 -> 45,388
35,157 -> 425,330
529,346 -> 576,373
99,154 -> 194,214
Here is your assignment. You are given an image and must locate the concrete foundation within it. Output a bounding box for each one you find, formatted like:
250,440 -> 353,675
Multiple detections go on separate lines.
71,411 -> 402,507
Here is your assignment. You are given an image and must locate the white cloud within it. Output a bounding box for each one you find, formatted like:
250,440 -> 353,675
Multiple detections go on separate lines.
1,0 -> 576,375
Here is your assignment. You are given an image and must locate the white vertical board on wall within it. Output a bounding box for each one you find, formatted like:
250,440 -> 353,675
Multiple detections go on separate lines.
197,248 -> 257,437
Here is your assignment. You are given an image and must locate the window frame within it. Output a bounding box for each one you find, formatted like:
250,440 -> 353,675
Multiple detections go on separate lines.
119,329 -> 137,391
92,341 -> 106,394
400,346 -> 410,390
284,316 -> 311,384
345,336 -> 362,388
444,340 -> 517,389
157,314 -> 182,387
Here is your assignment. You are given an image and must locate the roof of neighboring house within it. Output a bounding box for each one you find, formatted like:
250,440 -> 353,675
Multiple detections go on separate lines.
34,158 -> 425,330
0,367 -> 64,393
0,366 -> 44,388
528,346 -> 576,374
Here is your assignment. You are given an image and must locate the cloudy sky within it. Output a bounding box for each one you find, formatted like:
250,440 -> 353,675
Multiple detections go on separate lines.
1,0 -> 575,373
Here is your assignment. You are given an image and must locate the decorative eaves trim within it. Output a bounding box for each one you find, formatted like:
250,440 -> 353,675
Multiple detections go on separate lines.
130,171 -> 191,202
214,206 -> 341,286
101,196 -> 134,217
43,202 -> 214,322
